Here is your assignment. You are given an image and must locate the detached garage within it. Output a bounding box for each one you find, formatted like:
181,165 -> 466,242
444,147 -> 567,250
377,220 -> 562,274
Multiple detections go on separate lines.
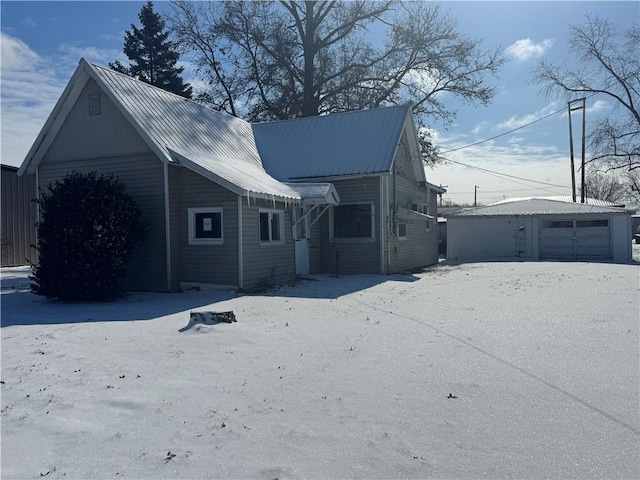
446,198 -> 632,263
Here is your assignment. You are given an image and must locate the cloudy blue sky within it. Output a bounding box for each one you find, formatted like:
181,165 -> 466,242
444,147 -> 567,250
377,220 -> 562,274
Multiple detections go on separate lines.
2,1 -> 638,204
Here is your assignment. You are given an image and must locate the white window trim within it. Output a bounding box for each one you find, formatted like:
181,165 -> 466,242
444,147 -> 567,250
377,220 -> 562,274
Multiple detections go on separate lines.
259,209 -> 285,245
398,223 -> 407,240
329,202 -> 376,243
188,207 -> 223,245
425,218 -> 431,232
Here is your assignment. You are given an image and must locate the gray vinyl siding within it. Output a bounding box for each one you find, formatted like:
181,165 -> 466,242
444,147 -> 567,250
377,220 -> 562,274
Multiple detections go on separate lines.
34,76 -> 172,291
37,155 -> 167,292
241,198 -> 295,289
167,165 -> 181,291
42,79 -> 151,164
386,137 -> 440,272
308,216 -> 323,274
1,166 -> 37,266
320,177 -> 381,274
176,168 -> 239,287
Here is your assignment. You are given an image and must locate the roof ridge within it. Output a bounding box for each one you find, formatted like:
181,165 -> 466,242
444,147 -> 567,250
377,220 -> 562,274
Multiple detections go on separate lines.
251,104 -> 411,127
83,58 -> 241,120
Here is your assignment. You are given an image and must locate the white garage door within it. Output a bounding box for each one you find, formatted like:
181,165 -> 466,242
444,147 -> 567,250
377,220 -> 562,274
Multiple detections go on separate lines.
540,219 -> 611,260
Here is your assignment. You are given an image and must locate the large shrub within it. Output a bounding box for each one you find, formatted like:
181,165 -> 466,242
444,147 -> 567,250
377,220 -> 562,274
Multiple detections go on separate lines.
31,171 -> 146,301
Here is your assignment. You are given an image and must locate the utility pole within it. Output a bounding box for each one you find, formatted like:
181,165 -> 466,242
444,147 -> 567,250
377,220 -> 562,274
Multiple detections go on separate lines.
439,184 -> 448,207
580,97 -> 586,203
474,185 -> 479,207
568,98 -> 587,203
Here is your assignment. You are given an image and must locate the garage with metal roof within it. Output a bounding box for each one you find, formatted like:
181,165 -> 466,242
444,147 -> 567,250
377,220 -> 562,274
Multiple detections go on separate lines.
446,198 -> 633,263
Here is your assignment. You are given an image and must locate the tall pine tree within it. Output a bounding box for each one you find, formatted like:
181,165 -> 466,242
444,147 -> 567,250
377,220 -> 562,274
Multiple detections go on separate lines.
110,1 -> 192,98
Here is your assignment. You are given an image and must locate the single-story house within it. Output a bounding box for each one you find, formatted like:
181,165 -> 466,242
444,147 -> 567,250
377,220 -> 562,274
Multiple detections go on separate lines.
18,58 -> 443,292
1,165 -> 38,267
446,197 -> 633,263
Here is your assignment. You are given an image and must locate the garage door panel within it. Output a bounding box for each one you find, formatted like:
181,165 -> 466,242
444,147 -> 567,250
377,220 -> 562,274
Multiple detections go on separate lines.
540,224 -> 574,258
575,225 -> 610,258
540,219 -> 611,260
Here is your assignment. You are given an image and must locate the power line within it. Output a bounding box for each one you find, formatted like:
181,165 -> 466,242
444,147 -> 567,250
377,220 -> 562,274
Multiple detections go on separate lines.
441,107 -> 566,153
443,158 -> 571,189
441,92 -> 600,154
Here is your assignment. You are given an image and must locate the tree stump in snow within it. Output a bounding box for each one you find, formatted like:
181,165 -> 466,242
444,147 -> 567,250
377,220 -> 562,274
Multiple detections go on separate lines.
179,311 -> 237,332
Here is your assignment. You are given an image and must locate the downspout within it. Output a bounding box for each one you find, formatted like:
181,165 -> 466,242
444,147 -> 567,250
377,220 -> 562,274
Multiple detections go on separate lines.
163,163 -> 172,292
35,166 -> 41,224
386,176 -> 391,273
237,196 -> 244,289
393,154 -> 397,233
379,176 -> 385,274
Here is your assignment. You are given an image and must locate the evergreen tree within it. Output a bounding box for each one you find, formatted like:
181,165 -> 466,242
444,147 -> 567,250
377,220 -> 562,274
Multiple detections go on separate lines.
110,1 -> 192,98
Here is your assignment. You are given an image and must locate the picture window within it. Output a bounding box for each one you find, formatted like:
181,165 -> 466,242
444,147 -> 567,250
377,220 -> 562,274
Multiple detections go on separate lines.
188,208 -> 223,245
331,203 -> 374,241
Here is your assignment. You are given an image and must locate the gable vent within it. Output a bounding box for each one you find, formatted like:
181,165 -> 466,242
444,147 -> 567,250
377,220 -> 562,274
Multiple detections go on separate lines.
88,93 -> 101,115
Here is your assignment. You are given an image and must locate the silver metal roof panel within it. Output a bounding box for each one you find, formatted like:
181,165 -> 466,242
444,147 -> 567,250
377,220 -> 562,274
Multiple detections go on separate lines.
251,105 -> 410,181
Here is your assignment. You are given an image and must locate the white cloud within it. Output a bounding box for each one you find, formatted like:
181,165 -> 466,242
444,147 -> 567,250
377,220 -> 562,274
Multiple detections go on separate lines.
1,32 -> 66,167
1,32 -> 41,71
20,17 -> 37,28
57,42 -> 123,68
587,99 -> 608,113
497,102 -> 559,130
428,124 -> 573,205
506,38 -> 554,61
471,121 -> 489,135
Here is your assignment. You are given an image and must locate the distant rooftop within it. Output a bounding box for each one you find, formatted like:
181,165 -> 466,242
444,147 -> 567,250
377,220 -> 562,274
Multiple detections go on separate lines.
449,197 -> 630,217
489,196 -> 625,208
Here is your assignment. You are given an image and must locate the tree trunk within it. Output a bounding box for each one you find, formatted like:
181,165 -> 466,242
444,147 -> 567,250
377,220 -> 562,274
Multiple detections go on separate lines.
301,1 -> 319,116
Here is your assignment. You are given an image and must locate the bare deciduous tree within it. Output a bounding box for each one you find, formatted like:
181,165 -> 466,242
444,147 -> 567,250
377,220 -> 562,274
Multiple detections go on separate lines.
581,168 -> 625,203
168,0 -> 505,164
534,15 -> 640,171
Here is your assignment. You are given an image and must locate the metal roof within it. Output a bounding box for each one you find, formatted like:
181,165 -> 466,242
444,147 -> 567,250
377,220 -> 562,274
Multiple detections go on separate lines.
450,198 -> 629,217
21,59 -> 300,202
251,105 -> 410,181
20,59 -> 423,202
489,196 -> 625,208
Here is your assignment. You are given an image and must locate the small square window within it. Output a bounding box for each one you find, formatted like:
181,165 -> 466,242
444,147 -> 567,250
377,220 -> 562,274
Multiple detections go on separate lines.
188,208 -> 223,245
398,223 -> 407,239
259,209 -> 284,244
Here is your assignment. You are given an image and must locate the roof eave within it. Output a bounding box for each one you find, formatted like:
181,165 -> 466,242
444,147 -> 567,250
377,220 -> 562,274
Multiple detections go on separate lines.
18,61 -> 90,176
168,149 -> 300,204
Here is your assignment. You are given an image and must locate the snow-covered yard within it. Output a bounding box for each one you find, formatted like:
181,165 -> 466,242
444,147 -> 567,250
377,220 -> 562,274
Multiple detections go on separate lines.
1,258 -> 638,479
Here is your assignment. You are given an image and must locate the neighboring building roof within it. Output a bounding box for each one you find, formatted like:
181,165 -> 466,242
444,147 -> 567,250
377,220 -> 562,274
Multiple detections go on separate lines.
251,105 -> 412,181
489,195 -> 625,208
449,198 -> 629,217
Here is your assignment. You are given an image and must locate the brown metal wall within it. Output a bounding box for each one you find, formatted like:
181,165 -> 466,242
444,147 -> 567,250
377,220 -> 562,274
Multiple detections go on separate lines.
1,166 -> 37,266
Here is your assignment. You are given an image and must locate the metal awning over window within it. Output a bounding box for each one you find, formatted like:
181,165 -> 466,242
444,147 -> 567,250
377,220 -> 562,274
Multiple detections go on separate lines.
285,182 -> 340,206
397,206 -> 433,221
287,183 -> 340,229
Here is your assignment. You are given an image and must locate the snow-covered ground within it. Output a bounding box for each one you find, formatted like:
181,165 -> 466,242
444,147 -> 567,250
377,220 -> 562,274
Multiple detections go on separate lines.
1,257 -> 639,479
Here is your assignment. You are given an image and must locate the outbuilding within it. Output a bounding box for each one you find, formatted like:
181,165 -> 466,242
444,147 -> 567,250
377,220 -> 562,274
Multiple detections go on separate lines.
446,197 -> 633,263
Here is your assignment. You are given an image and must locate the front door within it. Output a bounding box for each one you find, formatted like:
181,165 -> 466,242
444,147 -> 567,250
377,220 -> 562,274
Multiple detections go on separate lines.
294,207 -> 310,274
